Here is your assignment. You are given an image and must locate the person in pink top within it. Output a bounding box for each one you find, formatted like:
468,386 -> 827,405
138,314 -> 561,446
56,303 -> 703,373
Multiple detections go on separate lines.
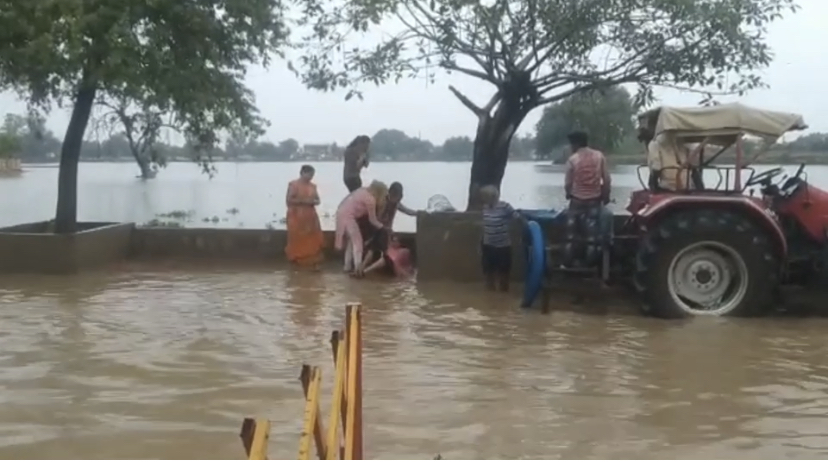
335,180 -> 388,274
562,131 -> 613,268
564,131 -> 611,203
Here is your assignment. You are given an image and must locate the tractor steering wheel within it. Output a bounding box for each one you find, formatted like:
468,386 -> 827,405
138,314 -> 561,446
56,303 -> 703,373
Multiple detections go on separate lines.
779,163 -> 807,193
746,167 -> 784,187
791,162 -> 806,181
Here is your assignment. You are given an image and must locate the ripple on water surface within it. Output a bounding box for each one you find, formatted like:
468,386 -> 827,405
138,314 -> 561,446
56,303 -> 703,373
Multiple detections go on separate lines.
0,268 -> 828,458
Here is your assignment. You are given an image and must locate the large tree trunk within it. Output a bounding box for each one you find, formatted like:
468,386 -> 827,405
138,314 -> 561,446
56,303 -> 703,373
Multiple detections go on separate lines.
134,153 -> 156,179
466,102 -> 530,210
54,84 -> 97,234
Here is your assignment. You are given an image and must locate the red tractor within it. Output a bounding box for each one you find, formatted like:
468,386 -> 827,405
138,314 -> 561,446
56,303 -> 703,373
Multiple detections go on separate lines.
547,103 -> 826,318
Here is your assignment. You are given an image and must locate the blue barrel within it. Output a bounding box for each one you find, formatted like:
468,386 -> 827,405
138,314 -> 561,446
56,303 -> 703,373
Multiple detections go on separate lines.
521,220 -> 546,308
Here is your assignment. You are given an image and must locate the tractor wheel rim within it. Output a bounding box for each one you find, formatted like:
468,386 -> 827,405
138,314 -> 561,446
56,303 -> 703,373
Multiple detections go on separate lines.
667,241 -> 749,316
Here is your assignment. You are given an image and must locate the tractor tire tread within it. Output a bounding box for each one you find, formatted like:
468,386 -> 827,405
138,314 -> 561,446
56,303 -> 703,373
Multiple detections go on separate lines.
633,209 -> 778,318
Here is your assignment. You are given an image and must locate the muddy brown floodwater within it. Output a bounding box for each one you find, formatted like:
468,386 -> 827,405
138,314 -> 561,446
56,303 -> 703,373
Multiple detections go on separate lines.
1,264 -> 828,459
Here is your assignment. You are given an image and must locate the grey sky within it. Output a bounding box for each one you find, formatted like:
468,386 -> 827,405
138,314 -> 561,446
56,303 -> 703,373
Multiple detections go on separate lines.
0,0 -> 822,146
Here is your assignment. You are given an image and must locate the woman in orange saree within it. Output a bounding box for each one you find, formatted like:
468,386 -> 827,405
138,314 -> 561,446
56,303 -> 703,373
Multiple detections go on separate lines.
285,165 -> 324,268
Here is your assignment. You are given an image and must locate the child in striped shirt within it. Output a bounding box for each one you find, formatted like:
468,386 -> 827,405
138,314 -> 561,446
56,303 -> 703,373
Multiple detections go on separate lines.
479,185 -> 522,292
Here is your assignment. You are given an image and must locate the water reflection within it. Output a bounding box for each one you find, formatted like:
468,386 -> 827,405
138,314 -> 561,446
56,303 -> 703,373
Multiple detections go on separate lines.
285,269 -> 323,332
0,267 -> 826,457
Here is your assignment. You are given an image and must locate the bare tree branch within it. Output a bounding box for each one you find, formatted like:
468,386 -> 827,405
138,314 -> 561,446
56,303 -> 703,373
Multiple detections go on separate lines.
448,85 -> 483,115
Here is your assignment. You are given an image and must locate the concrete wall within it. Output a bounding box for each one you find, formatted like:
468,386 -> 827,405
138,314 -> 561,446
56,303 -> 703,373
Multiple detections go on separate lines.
0,213 -> 628,279
415,211 -> 631,283
0,221 -> 419,274
129,227 -> 417,263
74,223 -> 134,270
0,222 -> 133,274
415,212 -> 528,283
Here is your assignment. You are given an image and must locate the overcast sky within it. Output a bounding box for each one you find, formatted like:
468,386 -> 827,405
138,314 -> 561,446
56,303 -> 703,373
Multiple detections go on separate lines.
0,0 -> 822,146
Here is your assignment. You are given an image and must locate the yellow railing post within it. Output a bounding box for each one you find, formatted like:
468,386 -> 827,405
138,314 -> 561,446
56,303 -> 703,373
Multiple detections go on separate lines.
242,303 -> 364,460
298,366 -> 323,459
300,365 -> 328,459
343,303 -> 363,460
240,418 -> 271,460
325,330 -> 348,459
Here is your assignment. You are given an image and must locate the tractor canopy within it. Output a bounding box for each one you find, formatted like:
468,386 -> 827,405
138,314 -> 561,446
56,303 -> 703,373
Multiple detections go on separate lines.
638,102 -> 807,146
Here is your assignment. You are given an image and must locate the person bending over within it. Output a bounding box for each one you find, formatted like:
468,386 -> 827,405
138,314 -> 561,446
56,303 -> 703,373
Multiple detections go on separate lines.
379,181 -> 419,231
334,180 -> 387,274
356,180 -> 420,258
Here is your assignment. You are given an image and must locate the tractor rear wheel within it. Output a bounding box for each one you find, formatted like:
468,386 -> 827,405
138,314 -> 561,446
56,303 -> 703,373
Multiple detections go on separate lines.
634,210 -> 778,318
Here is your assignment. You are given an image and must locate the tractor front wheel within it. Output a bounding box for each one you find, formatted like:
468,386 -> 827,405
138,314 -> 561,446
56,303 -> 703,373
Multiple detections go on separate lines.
635,210 -> 778,318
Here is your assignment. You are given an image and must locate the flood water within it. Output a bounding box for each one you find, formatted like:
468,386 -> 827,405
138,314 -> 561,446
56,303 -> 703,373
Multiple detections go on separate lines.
5,161 -> 818,231
2,162 -> 828,458
1,265 -> 828,459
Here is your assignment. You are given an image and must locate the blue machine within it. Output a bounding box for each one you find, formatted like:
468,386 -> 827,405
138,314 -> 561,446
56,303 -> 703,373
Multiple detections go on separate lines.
518,209 -> 562,308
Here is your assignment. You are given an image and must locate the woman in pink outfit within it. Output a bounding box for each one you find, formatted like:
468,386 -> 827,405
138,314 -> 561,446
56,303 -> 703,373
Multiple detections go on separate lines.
335,180 -> 388,273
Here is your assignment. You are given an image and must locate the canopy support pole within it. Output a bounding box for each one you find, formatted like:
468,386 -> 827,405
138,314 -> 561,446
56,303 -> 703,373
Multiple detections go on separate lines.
735,135 -> 743,191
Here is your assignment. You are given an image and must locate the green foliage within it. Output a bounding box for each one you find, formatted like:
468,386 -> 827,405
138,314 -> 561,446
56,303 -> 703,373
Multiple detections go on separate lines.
0,115 -> 21,159
368,129 -> 529,160
535,86 -> 636,158
0,113 -> 59,160
278,138 -> 301,158
440,136 -> 474,161
0,0 -> 289,229
784,133 -> 828,153
371,129 -> 434,159
295,0 -> 797,107
294,0 -> 797,207
0,133 -> 18,159
510,134 -> 536,160
93,95 -> 178,178
0,0 -> 286,141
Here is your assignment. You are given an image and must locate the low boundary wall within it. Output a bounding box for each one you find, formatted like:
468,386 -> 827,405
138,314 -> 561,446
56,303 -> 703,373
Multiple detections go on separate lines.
0,212 -> 627,280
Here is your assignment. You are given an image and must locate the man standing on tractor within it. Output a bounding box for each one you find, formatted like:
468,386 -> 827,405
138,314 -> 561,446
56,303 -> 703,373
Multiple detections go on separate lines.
562,131 -> 613,267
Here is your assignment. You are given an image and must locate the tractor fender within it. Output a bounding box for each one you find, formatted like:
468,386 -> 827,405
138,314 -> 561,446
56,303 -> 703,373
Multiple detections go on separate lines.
637,195 -> 788,258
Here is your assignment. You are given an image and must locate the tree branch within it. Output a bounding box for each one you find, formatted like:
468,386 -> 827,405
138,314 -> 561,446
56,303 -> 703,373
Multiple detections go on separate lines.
442,62 -> 496,83
401,1 -> 498,83
448,85 -> 483,115
482,92 -> 500,114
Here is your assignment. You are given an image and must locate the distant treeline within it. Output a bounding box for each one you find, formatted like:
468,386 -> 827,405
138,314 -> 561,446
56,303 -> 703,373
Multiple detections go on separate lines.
1,111 -> 826,166
0,113 -> 536,163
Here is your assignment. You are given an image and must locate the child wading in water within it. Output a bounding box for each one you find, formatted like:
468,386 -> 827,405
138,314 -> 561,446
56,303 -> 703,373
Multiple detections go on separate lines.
479,185 -> 523,292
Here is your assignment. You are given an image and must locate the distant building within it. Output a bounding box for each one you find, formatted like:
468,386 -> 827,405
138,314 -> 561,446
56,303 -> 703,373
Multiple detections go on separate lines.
302,144 -> 330,155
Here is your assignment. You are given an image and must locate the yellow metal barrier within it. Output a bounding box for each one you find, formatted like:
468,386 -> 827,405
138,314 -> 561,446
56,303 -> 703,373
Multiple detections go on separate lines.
240,303 -> 364,460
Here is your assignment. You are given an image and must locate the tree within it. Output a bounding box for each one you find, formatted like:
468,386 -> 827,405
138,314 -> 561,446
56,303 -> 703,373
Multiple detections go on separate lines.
0,113 -> 61,161
294,0 -> 797,209
535,86 -> 635,160
371,129 -> 434,160
440,136 -> 474,161
372,129 -> 411,158
509,133 -> 535,160
95,95 -> 180,179
0,128 -> 19,159
0,0 -> 287,232
277,138 -> 300,159
786,133 -> 828,152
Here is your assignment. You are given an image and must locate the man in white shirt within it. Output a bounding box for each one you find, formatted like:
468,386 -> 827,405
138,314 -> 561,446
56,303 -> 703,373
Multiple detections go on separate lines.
646,131 -> 709,191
